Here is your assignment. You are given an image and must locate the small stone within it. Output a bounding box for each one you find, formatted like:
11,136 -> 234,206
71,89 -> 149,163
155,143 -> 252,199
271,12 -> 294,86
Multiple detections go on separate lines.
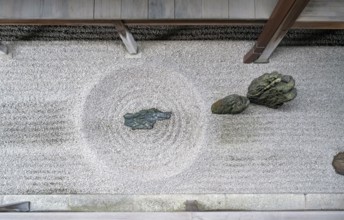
332,152 -> 344,175
247,71 -> 297,109
211,94 -> 250,114
124,108 -> 172,130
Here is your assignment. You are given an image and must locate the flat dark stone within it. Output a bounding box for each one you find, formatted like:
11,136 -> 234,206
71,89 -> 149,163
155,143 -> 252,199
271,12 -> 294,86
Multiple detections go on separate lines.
211,94 -> 249,114
124,108 -> 172,130
247,71 -> 297,109
333,152 -> 344,175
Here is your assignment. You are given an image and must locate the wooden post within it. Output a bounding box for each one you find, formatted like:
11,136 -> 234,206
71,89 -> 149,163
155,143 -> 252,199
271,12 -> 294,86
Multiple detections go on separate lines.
0,43 -> 8,55
114,21 -> 138,55
243,0 -> 310,63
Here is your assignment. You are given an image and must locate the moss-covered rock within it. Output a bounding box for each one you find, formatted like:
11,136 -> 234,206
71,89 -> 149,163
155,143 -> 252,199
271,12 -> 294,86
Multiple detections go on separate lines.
247,71 -> 297,109
211,94 -> 249,114
124,108 -> 172,130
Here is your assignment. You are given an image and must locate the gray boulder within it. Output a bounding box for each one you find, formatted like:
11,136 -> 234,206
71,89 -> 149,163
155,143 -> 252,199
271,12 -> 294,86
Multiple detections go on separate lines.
124,108 -> 172,130
211,94 -> 250,114
247,71 -> 297,109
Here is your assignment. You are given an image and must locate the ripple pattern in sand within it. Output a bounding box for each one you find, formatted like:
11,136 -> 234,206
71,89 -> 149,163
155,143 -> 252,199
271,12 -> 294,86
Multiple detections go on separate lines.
82,66 -> 205,181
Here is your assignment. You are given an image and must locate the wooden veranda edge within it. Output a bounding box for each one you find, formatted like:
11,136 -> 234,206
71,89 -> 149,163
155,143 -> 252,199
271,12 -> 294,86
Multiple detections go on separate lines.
0,19 -> 344,29
0,19 -> 342,29
0,19 -> 266,26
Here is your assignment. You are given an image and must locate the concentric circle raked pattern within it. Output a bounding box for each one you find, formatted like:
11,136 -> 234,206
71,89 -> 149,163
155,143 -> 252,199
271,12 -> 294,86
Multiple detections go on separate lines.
82,66 -> 206,181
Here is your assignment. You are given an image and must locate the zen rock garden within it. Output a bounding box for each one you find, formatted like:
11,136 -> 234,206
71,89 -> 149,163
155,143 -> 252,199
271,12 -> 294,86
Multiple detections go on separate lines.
211,71 -> 297,114
123,71 -> 342,177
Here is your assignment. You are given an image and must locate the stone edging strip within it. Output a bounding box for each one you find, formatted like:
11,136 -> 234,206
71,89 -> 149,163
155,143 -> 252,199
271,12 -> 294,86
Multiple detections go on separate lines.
0,194 -> 343,212
2,212 -> 344,220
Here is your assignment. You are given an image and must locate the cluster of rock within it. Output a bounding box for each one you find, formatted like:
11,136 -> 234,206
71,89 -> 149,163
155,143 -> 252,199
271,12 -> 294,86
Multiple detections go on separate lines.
211,71 -> 297,114
211,72 -> 344,177
122,72 -> 344,177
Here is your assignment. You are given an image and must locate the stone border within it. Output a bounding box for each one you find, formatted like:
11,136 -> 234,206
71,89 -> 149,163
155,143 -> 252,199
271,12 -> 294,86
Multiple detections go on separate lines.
2,211 -> 344,220
0,194 -> 343,212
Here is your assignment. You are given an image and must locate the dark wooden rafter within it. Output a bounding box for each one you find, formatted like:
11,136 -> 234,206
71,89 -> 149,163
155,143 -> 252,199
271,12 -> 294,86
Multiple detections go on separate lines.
0,42 -> 8,55
114,21 -> 138,54
0,19 -> 343,29
0,19 -> 267,26
243,0 -> 310,64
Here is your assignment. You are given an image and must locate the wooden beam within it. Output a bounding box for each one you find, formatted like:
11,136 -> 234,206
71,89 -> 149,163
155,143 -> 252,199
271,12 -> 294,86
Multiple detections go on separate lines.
114,21 -> 138,54
0,19 -> 267,26
243,0 -> 310,63
293,21 -> 344,29
0,43 -> 8,55
0,19 -> 343,29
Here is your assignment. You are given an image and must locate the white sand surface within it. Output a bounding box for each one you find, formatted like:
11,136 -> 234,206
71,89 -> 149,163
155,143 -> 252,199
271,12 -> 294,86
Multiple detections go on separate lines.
0,41 -> 343,194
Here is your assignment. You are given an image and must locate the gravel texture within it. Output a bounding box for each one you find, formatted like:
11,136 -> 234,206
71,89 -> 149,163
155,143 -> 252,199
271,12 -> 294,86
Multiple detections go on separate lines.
0,25 -> 344,46
0,40 -> 343,194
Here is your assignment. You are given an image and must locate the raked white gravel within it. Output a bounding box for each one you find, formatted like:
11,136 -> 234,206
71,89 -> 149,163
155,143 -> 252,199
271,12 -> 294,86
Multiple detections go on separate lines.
0,40 -> 343,194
